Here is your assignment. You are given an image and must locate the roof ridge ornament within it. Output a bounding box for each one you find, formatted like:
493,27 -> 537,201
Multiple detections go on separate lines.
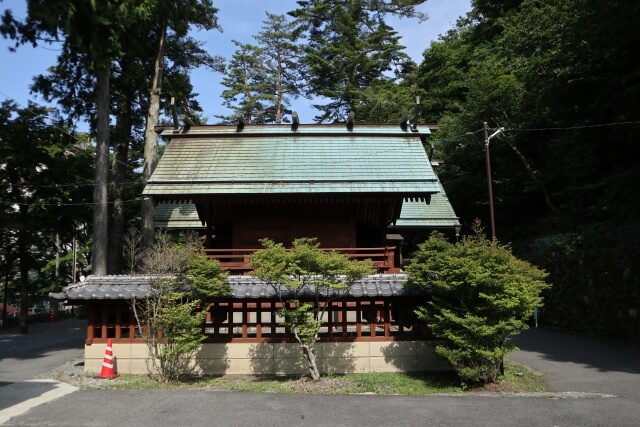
346,111 -> 355,130
399,113 -> 410,131
236,113 -> 244,132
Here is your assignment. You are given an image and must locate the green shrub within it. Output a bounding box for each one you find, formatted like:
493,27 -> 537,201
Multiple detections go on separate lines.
250,238 -> 374,381
406,221 -> 549,384
132,234 -> 229,382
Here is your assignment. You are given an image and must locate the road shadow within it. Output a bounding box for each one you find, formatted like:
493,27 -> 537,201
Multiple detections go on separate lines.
0,380 -> 63,412
511,328 -> 640,374
0,319 -> 85,362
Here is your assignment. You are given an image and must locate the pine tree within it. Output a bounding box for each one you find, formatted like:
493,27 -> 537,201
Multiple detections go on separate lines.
254,13 -> 307,124
290,0 -> 426,123
218,40 -> 270,124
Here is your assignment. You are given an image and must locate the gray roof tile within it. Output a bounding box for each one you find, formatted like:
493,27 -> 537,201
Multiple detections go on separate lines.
51,273 -> 430,301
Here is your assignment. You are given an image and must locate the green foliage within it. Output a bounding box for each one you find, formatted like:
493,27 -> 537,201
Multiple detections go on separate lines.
277,300 -> 321,346
406,222 -> 549,383
151,289 -> 206,382
132,233 -> 228,382
218,40 -> 270,124
186,249 -> 230,302
218,12 -> 305,125
253,12 -> 307,124
419,0 -> 640,241
528,241 -> 640,340
290,0 -> 426,122
250,237 -> 374,380
1,100 -> 93,331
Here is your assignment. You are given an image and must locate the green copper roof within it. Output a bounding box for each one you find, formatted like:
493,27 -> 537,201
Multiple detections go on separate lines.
393,180 -> 460,228
154,202 -> 203,229
143,124 -> 439,198
154,179 -> 459,230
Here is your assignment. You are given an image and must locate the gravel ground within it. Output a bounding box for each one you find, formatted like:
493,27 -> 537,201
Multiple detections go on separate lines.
35,356 -> 118,390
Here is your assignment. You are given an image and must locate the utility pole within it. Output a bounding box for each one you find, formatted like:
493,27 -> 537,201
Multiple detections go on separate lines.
484,122 -> 503,239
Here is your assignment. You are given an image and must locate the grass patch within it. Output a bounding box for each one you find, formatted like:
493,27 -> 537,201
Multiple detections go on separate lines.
497,361 -> 547,393
64,361 -> 545,394
199,371 -> 464,395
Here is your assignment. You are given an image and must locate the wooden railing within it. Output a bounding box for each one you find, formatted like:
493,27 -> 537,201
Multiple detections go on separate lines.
203,246 -> 399,274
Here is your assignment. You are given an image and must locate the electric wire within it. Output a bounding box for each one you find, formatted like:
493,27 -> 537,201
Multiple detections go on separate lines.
0,89 -> 139,171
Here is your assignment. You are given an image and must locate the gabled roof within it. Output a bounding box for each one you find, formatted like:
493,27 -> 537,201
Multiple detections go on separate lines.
143,124 -> 439,199
154,190 -> 460,231
154,202 -> 203,229
393,180 -> 460,229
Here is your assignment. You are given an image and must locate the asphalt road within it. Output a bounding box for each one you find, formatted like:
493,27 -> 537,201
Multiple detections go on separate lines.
1,321 -> 639,427
0,319 -> 85,382
4,388 -> 638,427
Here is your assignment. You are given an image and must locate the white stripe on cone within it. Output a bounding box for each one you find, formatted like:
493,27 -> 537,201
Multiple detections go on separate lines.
98,339 -> 117,379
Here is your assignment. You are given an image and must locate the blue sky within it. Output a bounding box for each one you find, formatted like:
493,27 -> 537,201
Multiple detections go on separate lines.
0,0 -> 470,127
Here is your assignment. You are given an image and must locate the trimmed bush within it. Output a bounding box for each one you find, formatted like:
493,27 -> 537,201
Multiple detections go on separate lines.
406,222 -> 549,383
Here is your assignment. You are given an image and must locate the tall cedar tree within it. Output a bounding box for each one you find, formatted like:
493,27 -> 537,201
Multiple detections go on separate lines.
30,35 -> 212,273
2,1 -> 154,275
23,1 -> 222,270
140,0 -> 221,253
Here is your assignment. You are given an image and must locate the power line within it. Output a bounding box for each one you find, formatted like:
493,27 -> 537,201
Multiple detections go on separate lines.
0,181 -> 143,189
433,120 -> 640,145
504,120 -> 640,132
0,90 -> 138,171
1,197 -> 144,207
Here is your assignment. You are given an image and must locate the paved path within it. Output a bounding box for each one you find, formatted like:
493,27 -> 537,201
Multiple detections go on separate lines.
0,319 -> 85,381
510,327 -> 640,397
0,319 -> 84,424
1,322 -> 639,426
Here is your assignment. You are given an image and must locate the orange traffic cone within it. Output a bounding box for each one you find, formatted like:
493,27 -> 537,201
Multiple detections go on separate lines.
98,338 -> 118,379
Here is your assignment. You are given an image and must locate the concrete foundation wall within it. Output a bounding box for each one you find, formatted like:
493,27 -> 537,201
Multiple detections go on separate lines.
85,341 -> 451,376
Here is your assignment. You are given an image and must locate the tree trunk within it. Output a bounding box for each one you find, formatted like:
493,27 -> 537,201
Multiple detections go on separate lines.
18,204 -> 29,335
276,54 -> 283,124
302,344 -> 321,381
107,108 -> 132,274
291,324 -> 321,380
92,66 -> 111,275
141,20 -> 167,251
2,266 -> 10,329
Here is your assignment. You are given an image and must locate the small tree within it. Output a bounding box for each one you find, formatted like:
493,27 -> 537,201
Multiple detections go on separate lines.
406,221 -> 549,384
131,233 -> 228,382
250,238 -> 374,381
